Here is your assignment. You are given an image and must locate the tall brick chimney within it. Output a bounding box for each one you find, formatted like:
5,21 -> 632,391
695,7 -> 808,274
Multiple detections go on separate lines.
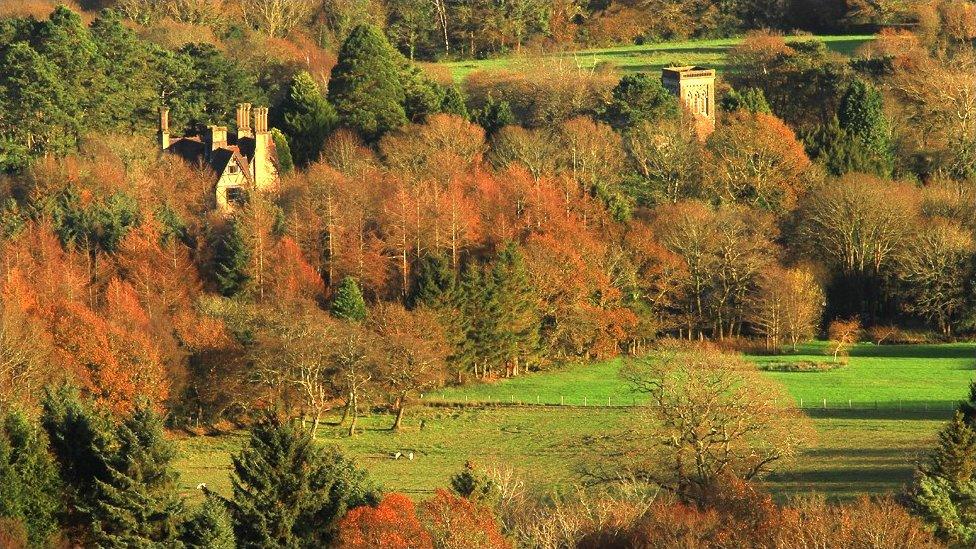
252,107 -> 274,190
159,107 -> 170,150
236,103 -> 252,139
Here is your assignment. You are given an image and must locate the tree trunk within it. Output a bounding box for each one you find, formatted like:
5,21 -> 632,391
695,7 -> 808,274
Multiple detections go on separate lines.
312,410 -> 322,439
340,391 -> 352,425
391,396 -> 405,431
347,393 -> 358,436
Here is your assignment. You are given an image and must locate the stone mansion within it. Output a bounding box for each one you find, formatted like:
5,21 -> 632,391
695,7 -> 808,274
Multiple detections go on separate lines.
159,103 -> 280,210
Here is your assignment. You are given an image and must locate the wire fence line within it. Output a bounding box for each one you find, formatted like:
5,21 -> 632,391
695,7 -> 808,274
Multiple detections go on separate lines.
419,394 -> 966,413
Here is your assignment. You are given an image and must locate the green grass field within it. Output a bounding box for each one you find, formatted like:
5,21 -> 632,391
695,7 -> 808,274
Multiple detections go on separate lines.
173,342 -> 973,503
439,35 -> 875,81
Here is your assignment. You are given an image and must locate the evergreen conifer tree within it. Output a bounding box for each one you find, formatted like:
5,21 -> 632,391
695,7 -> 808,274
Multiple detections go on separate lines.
331,277 -> 368,321
40,385 -> 115,519
230,416 -> 380,548
271,128 -> 295,174
474,95 -> 515,135
906,383 -> 976,544
488,242 -> 540,376
601,73 -> 679,131
0,410 -> 62,547
328,24 -> 407,142
441,86 -> 469,119
838,79 -> 894,177
720,87 -> 772,115
88,401 -> 184,548
214,218 -> 252,297
411,253 -> 456,309
280,71 -> 337,167
182,496 -> 236,549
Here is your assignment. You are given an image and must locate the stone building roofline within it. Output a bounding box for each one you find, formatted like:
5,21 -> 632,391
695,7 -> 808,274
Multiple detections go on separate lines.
662,66 -> 717,80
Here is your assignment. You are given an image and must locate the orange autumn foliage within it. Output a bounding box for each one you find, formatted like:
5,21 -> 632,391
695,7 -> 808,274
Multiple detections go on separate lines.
419,490 -> 512,549
335,493 -> 433,549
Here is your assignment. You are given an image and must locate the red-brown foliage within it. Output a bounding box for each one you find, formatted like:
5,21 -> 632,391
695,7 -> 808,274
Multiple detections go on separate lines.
335,493 -> 433,549
419,490 -> 512,549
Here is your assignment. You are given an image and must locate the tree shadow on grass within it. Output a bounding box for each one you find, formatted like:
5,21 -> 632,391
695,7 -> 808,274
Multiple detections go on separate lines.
848,343 -> 976,361
801,407 -> 957,420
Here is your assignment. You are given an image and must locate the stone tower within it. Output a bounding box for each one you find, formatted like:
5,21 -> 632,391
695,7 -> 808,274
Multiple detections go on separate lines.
661,66 -> 716,136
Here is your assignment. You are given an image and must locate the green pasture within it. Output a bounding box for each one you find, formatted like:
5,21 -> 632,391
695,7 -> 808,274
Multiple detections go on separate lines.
430,342 -> 976,409
173,342 -> 973,503
440,35 -> 875,81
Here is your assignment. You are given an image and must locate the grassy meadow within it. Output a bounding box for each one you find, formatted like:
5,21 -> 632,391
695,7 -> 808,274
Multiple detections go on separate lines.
439,35 -> 876,81
173,342 -> 974,504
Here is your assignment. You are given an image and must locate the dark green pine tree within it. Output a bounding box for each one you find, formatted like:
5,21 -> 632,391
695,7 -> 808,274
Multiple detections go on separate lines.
328,24 -> 408,142
179,42 -> 264,129
401,63 -> 443,122
280,71 -> 337,167
89,9 -> 159,132
0,410 -> 63,548
838,79 -> 894,177
905,384 -> 976,544
600,72 -> 679,131
441,85 -> 469,119
40,384 -> 115,522
0,41 -> 78,162
488,242 -> 540,376
271,128 -> 295,174
455,261 -> 497,378
720,87 -> 772,115
474,95 -> 515,135
88,401 -> 184,548
230,417 -> 380,548
213,218 -> 252,297
331,277 -> 368,321
181,496 -> 236,549
33,5 -> 101,123
411,253 -> 456,309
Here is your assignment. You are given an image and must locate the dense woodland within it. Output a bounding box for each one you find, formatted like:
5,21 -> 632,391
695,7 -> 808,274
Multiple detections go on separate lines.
4,1 -> 976,548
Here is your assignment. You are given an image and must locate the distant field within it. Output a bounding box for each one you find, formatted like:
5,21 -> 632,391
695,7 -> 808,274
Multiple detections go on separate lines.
430,342 -> 976,409
174,342 -> 972,504
439,35 -> 876,81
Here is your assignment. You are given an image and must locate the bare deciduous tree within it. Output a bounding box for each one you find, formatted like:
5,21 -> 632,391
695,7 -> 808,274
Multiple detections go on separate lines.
241,0 -> 315,37
748,265 -> 824,351
593,346 -> 812,503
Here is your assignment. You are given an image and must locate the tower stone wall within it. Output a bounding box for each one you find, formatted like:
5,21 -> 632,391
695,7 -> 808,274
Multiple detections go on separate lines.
662,66 -> 716,137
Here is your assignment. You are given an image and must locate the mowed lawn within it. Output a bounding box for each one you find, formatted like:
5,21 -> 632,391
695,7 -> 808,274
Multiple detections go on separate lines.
439,35 -> 875,81
174,342 -> 973,503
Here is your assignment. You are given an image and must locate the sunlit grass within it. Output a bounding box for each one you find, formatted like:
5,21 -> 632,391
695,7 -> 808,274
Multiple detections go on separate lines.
439,35 -> 876,81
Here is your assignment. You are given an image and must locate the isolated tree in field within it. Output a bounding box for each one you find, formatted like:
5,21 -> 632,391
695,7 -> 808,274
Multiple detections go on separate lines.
0,410 -> 61,548
230,416 -> 381,548
181,496 -> 236,549
838,79 -> 893,177
601,73 -> 679,131
612,347 -> 812,503
332,277 -> 368,321
281,71 -> 338,167
332,321 -> 380,437
328,24 -> 407,142
826,317 -> 861,362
